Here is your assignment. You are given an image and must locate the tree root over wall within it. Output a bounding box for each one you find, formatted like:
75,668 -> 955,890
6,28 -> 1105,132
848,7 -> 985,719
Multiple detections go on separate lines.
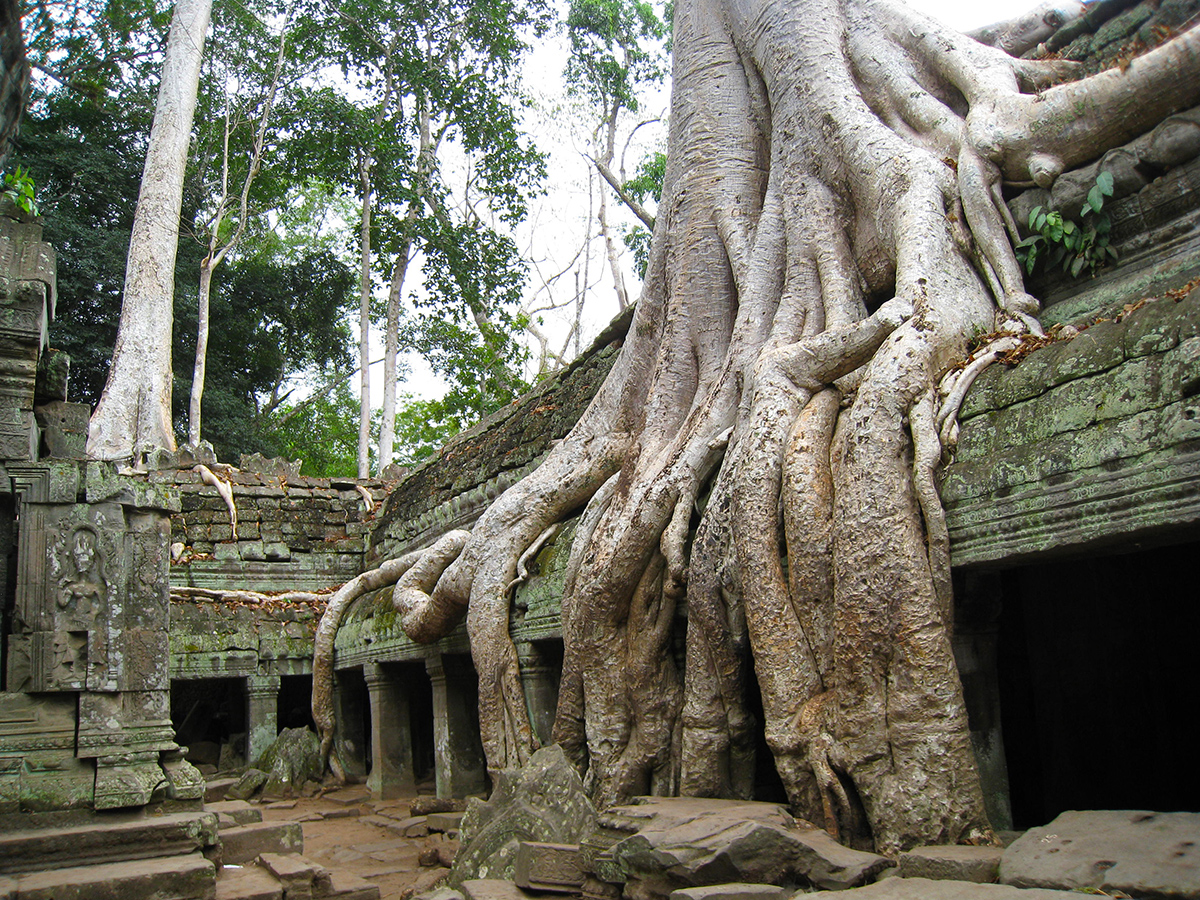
314,0 -> 1200,855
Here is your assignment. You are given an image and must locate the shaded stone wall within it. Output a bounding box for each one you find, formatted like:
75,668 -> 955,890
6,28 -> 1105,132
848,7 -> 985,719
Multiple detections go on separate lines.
167,465 -> 384,592
942,286 -> 1200,566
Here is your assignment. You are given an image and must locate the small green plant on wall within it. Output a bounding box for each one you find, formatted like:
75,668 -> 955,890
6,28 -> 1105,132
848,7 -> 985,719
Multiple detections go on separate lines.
1,167 -> 36,215
1016,171 -> 1116,279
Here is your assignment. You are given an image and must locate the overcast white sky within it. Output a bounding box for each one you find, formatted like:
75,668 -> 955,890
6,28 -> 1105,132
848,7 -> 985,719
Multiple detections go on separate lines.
392,0 -> 1042,405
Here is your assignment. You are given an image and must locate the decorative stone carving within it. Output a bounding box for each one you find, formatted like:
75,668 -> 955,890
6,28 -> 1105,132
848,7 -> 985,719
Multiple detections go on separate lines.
26,504 -> 123,692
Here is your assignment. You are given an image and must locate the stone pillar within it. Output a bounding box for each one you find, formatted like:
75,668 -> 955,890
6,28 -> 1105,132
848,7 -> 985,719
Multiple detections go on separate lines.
364,662 -> 415,799
245,675 -> 281,767
332,669 -> 368,781
426,653 -> 487,798
954,572 -> 1013,831
516,642 -> 558,747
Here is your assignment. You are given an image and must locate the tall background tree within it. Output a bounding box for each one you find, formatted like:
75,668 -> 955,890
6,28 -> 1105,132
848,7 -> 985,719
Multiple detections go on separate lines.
296,0 -> 549,475
85,0 -> 211,460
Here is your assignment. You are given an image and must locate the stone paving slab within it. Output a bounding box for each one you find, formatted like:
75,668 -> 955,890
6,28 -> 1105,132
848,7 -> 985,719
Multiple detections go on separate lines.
323,868 -> 381,900
670,882 -> 790,900
1000,810 -> 1200,899
799,876 -> 1093,899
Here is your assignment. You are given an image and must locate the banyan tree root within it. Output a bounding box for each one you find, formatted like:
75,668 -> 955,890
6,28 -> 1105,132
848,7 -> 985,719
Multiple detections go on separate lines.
196,464 -> 238,540
312,0 -> 1200,853
312,549 -> 427,780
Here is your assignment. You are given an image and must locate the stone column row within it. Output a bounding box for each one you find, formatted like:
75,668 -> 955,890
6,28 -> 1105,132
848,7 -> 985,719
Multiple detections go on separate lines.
342,641 -> 560,800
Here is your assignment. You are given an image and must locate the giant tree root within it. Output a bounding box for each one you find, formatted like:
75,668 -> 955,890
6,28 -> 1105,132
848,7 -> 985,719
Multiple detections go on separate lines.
311,0 -> 1200,852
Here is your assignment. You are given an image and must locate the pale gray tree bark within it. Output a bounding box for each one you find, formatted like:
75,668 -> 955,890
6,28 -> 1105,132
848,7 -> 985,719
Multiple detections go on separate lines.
87,0 -> 212,461
315,0 -> 1200,854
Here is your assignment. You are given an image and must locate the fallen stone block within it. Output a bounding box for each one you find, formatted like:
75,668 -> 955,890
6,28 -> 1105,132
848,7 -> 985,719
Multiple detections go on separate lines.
582,875 -> 623,900
513,842 -> 584,892
898,845 -> 1003,883
428,812 -> 465,834
799,876 -> 1101,899
221,821 -> 304,865
1000,810 -> 1200,899
412,797 -> 468,816
449,746 -> 597,888
207,800 -> 263,828
461,880 -> 536,900
227,769 -> 269,801
257,852 -> 333,900
608,797 -> 890,896
670,883 -> 789,900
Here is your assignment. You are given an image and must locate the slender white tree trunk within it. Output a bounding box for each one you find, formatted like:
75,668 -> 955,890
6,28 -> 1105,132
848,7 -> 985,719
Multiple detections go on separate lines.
378,250 -> 409,469
356,157 -> 373,479
87,0 -> 212,461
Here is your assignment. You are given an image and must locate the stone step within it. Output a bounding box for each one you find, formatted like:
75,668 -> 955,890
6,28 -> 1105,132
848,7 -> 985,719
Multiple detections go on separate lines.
220,821 -> 304,865
215,865 -> 283,900
207,800 -> 264,828
4,850 -> 216,900
0,810 -> 219,875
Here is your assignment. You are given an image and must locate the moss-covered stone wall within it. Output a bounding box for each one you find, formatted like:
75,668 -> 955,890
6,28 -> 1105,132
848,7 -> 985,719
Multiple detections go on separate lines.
942,284 -> 1200,566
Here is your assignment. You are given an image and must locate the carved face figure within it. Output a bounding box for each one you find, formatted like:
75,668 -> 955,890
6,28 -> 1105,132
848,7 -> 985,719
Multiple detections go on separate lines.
72,529 -> 97,575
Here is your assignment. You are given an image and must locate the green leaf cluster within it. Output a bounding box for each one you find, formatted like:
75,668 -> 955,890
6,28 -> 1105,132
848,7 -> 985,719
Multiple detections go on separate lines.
565,0 -> 668,112
621,149 -> 664,277
1016,171 -> 1118,279
1,166 -> 37,214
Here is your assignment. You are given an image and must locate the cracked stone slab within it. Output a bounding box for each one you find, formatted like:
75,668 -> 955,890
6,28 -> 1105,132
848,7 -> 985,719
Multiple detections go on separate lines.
1000,810 -> 1200,899
797,876 -> 1092,899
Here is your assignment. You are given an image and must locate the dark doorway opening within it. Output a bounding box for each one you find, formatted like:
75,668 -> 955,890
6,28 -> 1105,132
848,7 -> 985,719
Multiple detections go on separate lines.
747,660 -> 789,804
997,539 -> 1200,828
279,673 -> 316,732
400,660 -> 436,784
171,677 -> 247,767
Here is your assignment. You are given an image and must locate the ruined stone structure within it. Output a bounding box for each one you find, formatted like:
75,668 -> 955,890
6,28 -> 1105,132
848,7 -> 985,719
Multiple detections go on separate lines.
155,80 -> 1200,833
1,0 -> 1199,895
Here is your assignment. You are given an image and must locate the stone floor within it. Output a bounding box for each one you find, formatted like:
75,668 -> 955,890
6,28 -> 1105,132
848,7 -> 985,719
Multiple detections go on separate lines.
253,786 -> 460,900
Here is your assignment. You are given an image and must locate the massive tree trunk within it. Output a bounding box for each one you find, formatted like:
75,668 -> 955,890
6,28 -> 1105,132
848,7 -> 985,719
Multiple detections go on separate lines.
87,0 -> 211,461
318,0 -> 1200,855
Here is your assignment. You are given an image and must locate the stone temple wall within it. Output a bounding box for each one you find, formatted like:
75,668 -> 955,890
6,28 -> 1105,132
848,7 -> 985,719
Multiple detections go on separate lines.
1,198 -> 205,815
167,461 -> 384,592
